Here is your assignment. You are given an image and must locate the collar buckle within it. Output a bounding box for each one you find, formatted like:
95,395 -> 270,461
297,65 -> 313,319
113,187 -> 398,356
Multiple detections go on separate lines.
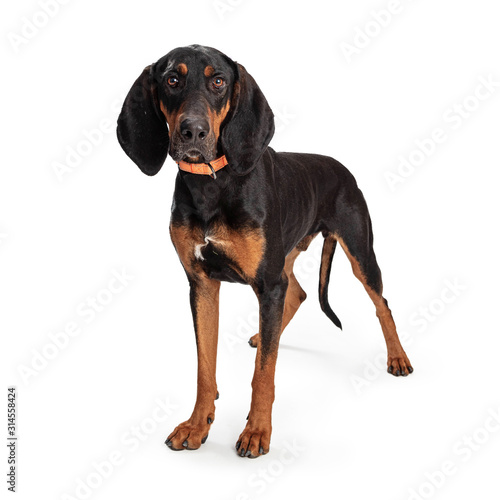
208,163 -> 217,180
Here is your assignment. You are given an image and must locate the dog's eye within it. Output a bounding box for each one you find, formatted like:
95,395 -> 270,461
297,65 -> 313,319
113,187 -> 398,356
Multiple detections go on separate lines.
212,77 -> 225,88
167,76 -> 179,87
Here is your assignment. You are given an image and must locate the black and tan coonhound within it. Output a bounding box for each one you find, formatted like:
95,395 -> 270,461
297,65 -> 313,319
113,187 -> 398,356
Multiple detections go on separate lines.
117,44 -> 412,458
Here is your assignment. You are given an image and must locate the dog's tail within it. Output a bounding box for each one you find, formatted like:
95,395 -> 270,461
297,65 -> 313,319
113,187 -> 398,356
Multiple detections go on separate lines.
318,232 -> 342,330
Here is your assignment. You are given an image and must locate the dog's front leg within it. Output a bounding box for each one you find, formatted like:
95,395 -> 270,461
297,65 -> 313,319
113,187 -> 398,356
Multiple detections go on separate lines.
236,275 -> 288,458
166,274 -> 220,451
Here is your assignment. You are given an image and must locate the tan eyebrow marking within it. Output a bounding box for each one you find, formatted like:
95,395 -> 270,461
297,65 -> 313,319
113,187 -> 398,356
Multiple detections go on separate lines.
177,63 -> 188,75
204,65 -> 215,77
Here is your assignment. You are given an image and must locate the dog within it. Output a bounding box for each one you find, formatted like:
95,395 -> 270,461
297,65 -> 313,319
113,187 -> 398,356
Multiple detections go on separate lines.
116,44 -> 413,458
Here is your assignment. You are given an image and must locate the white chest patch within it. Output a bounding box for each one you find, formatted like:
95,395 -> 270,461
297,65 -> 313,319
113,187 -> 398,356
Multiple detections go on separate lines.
194,235 -> 223,261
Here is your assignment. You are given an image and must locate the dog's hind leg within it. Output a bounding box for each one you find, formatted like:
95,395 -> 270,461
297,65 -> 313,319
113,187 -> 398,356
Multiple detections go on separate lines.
331,185 -> 413,376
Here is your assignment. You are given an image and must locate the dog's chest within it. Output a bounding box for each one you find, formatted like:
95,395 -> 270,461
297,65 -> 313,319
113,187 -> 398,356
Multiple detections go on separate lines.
171,223 -> 265,284
198,226 -> 264,283
193,232 -> 245,283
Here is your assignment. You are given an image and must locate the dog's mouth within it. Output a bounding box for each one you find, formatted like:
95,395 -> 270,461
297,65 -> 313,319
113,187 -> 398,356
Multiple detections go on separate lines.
170,133 -> 218,165
170,145 -> 215,164
182,150 -> 206,164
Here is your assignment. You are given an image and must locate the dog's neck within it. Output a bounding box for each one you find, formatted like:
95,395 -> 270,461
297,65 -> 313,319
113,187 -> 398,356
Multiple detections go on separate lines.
174,149 -> 272,227
177,169 -> 235,223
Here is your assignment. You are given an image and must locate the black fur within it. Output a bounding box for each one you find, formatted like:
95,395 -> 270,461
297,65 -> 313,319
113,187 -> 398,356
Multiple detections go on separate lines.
117,66 -> 169,175
116,45 -> 383,328
117,45 -> 412,458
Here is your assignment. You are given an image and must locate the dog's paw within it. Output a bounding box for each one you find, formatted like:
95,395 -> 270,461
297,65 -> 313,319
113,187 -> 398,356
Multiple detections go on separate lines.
235,423 -> 270,458
248,333 -> 260,348
165,415 -> 214,451
387,353 -> 413,377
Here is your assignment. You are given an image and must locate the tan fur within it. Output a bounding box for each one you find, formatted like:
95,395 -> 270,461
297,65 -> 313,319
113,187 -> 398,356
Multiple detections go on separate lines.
335,235 -> 411,372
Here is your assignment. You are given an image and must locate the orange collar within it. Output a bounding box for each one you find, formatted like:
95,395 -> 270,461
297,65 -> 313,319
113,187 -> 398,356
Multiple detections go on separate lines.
176,155 -> 228,179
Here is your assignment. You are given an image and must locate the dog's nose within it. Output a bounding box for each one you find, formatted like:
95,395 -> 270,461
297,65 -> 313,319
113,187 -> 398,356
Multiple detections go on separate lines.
180,117 -> 210,142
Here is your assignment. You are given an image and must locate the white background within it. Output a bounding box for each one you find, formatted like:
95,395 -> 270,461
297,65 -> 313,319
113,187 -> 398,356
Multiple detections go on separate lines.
2,0 -> 500,499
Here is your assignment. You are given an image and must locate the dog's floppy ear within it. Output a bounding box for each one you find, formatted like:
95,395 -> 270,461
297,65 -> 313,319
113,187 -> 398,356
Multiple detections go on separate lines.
222,64 -> 275,176
117,66 -> 169,176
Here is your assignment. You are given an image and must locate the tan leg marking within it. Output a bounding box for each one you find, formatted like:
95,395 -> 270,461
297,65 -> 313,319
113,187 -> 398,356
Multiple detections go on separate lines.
167,223 -> 220,450
281,248 -> 307,330
236,346 -> 278,457
166,274 -> 220,450
335,235 -> 412,375
240,235 -> 318,457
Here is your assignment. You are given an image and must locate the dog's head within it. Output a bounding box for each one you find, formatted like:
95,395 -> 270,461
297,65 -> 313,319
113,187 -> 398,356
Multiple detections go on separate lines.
117,45 -> 275,176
